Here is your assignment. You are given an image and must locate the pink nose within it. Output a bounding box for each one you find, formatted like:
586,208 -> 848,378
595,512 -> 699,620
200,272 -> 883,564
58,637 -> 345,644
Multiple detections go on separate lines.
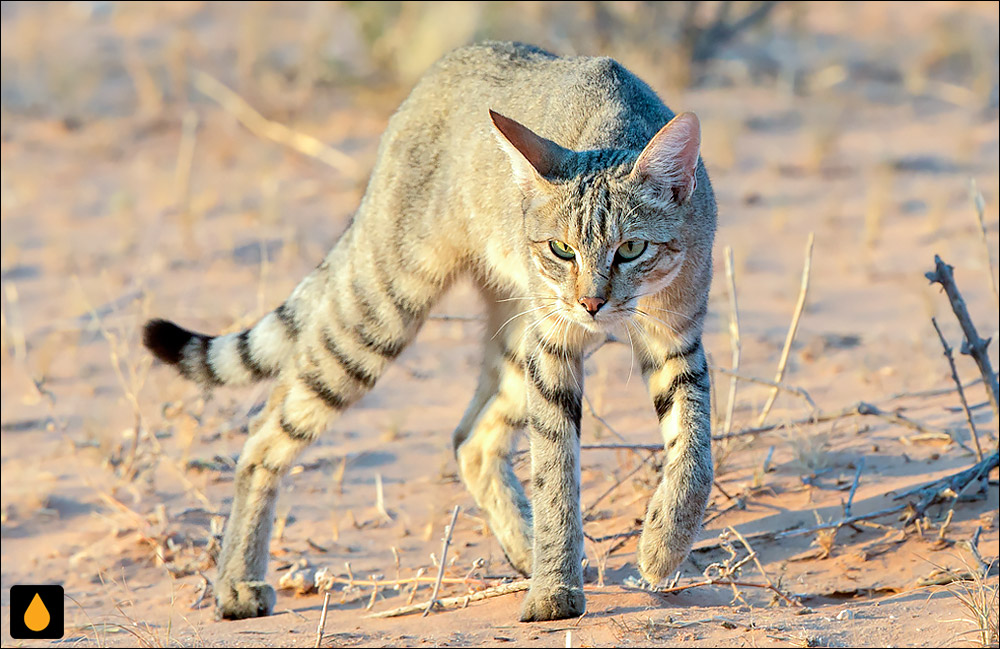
579,296 -> 606,316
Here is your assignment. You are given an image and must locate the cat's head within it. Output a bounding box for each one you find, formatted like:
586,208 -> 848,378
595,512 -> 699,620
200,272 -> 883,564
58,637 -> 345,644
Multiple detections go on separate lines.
490,109 -> 703,335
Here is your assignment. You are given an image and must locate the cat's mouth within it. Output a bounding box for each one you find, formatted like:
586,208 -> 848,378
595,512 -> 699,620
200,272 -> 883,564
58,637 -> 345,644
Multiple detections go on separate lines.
559,304 -> 630,334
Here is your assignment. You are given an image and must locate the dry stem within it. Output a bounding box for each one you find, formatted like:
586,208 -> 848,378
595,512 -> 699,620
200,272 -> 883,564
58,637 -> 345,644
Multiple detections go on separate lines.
931,317 -> 984,461
423,505 -> 460,616
893,448 -> 998,523
580,398 -> 956,451
758,232 -> 814,427
192,70 -> 360,179
315,592 -> 331,649
723,245 -> 742,435
710,366 -> 817,413
368,580 -> 530,619
926,255 -> 1000,424
969,179 -> 999,311
844,458 -> 865,519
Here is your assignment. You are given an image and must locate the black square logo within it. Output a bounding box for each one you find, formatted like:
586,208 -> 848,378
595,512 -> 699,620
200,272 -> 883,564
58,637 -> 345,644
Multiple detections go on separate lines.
9,585 -> 64,639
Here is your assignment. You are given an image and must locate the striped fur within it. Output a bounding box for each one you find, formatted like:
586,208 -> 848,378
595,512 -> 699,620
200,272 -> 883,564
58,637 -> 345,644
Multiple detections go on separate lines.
144,42 -> 716,623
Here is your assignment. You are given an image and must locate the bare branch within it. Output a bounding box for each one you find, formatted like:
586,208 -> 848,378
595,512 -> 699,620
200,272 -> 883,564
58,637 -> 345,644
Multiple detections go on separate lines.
368,580 -> 530,619
969,179 -> 999,311
192,70 -> 361,179
710,366 -> 817,412
758,233 -> 814,427
723,246 -> 742,435
926,255 -> 1000,423
932,317 -> 984,461
423,505 -> 461,617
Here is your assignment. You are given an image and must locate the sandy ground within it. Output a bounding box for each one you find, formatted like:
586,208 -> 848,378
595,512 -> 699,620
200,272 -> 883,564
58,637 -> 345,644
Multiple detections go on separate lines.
2,2 -> 998,647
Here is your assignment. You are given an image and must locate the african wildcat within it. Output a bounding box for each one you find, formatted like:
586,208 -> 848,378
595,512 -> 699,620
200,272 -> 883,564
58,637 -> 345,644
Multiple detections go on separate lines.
144,41 -> 716,622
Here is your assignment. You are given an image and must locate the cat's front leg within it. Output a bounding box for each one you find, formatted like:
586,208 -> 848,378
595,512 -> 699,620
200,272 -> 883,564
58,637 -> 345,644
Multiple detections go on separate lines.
637,336 -> 713,584
519,334 -> 586,622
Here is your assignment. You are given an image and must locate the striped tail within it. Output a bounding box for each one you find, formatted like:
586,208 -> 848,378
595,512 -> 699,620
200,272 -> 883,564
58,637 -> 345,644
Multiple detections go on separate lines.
143,303 -> 299,388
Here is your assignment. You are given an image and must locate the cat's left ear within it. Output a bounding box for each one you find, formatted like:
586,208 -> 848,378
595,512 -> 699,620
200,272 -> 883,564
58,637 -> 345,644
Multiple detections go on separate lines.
490,109 -> 568,193
630,112 -> 701,204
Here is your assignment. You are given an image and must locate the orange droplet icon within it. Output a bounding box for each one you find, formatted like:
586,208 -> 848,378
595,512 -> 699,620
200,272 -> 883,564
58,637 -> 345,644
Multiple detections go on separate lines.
24,592 -> 51,632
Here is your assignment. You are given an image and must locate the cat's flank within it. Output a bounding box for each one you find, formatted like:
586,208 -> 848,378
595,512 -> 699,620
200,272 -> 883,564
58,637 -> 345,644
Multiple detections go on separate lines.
144,42 -> 716,623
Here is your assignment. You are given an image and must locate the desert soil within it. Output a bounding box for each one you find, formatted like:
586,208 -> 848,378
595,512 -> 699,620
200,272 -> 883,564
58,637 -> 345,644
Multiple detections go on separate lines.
2,2 -> 998,647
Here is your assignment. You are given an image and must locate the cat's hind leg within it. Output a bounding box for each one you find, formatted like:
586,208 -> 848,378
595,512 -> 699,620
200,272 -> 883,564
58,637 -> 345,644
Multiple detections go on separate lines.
215,378 -> 305,619
216,228 -> 452,619
453,300 -> 532,575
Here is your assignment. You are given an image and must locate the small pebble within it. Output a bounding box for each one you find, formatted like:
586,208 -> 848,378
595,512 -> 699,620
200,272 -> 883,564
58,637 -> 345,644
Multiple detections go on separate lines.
836,609 -> 854,620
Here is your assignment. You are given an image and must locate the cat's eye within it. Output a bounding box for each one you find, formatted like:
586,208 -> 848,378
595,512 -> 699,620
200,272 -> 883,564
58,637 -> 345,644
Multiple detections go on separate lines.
615,240 -> 648,262
549,240 -> 576,260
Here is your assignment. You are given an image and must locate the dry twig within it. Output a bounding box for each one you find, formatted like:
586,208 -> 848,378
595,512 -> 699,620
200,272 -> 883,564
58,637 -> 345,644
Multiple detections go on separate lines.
758,233 -> 814,427
893,449 -> 998,523
578,399 -> 956,452
926,255 -> 999,423
844,458 -> 865,519
710,367 -> 817,413
636,577 -> 802,607
723,246 -> 741,435
932,317 -> 984,461
969,179 -> 999,311
315,592 -> 330,649
423,505 -> 460,616
369,580 -> 530,619
192,70 -> 360,179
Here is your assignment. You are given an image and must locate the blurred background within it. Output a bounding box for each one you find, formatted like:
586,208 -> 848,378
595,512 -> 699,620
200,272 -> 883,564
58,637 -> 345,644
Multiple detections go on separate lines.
1,4 -> 998,646
2,1 -> 998,119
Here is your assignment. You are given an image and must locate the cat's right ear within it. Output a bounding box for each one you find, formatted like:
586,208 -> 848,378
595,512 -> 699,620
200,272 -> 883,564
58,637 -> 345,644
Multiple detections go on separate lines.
630,112 -> 701,205
489,110 -> 566,194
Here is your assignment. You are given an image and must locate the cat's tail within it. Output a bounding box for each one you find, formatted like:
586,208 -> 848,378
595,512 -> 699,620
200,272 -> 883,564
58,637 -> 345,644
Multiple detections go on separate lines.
143,302 -> 300,388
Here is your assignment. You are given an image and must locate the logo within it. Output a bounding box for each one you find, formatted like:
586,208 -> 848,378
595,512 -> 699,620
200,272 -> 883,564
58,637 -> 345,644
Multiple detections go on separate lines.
9,585 -> 64,639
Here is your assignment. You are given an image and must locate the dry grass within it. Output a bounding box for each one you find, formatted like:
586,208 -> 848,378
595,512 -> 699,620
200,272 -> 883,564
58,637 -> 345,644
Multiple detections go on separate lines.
1,2 -> 998,647
781,424 -> 833,475
930,553 -> 1000,648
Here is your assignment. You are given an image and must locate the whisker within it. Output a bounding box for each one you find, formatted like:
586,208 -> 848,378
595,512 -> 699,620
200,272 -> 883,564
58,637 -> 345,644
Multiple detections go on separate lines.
629,308 -> 683,339
495,295 -> 552,303
622,320 -> 636,387
523,308 -> 561,384
491,302 -> 554,340
640,304 -> 701,323
627,318 -> 657,371
556,315 -> 581,394
521,307 -> 561,348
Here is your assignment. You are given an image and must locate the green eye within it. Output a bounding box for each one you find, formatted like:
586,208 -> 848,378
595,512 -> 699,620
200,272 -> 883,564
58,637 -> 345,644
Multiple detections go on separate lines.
616,240 -> 648,262
549,240 -> 576,260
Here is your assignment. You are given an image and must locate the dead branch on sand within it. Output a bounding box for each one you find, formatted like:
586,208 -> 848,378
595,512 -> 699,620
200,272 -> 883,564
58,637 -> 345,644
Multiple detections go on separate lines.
926,255 -> 1000,424
932,317 -> 985,461
578,398 -> 959,451
629,528 -> 802,608
892,449 -> 998,523
367,580 -> 530,619
423,505 -> 460,616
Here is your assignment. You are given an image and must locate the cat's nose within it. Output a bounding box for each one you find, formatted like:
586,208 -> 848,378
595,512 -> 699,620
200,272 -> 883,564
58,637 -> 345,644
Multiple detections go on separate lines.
578,296 -> 606,316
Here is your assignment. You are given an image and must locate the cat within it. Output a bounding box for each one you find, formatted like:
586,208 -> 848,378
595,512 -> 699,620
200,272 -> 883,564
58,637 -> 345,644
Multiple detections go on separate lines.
143,41 -> 716,623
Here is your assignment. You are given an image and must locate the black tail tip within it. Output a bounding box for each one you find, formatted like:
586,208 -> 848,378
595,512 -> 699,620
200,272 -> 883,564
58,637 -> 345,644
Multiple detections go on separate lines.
143,318 -> 195,366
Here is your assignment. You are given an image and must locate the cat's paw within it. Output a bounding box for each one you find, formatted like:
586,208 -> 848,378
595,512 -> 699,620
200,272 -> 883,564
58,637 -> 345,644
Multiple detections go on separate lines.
519,584 -> 585,622
636,525 -> 685,585
215,580 -> 275,620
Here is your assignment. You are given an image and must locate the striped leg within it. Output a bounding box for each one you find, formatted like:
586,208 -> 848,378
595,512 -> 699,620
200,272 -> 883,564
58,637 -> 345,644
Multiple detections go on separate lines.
215,229 -> 447,619
453,301 -> 532,575
519,324 -> 587,622
215,379 -> 298,619
636,332 -> 713,585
